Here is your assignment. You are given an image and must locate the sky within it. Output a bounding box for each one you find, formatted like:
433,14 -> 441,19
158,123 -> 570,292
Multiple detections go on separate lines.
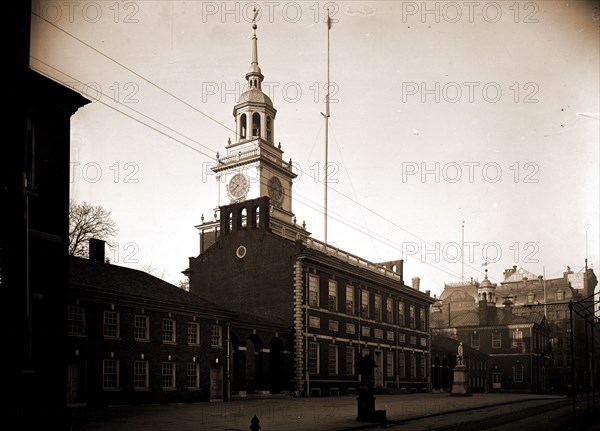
30,0 -> 599,297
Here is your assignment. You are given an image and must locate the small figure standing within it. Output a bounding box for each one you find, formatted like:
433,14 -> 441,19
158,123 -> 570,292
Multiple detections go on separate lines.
457,342 -> 464,366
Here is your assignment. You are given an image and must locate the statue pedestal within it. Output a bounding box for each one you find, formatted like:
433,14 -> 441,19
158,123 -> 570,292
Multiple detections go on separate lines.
450,365 -> 472,397
356,385 -> 387,423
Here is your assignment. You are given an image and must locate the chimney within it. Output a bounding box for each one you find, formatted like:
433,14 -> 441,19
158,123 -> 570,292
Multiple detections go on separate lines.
503,265 -> 518,280
411,276 -> 420,291
89,238 -> 106,262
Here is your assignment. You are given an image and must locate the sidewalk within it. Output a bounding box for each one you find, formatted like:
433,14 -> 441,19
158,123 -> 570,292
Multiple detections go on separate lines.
70,392 -> 570,431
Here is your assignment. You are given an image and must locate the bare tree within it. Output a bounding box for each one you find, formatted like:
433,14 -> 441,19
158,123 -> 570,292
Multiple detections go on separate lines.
69,200 -> 118,257
176,278 -> 190,291
137,263 -> 165,280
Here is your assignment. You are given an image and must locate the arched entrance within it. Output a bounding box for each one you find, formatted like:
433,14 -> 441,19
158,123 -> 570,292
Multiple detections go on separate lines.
245,335 -> 263,393
268,337 -> 284,393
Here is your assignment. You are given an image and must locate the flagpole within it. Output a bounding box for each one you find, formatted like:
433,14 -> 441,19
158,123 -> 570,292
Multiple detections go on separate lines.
461,221 -> 465,281
323,10 -> 331,244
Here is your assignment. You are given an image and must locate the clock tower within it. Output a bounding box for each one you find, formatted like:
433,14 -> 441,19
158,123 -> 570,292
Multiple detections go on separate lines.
212,20 -> 296,225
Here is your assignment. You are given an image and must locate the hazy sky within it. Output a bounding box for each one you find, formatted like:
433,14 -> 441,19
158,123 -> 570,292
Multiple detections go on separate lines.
30,1 -> 599,296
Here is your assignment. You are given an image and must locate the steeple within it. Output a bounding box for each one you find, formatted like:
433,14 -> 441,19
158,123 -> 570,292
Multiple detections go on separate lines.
246,20 -> 263,90
478,265 -> 497,304
212,13 -> 296,226
231,11 -> 276,145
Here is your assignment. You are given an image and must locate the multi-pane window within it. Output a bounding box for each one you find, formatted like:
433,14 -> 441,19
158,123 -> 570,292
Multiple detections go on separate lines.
211,324 -> 222,347
309,316 -> 320,328
361,290 -> 369,318
188,322 -> 200,345
134,315 -> 149,341
471,332 -> 480,349
103,359 -> 119,389
409,305 -> 416,329
419,308 -> 426,331
133,360 -> 149,389
513,363 -> 524,382
328,345 -> 338,375
309,342 -> 319,374
328,320 -> 339,332
361,326 -> 370,337
328,280 -> 338,311
386,331 -> 395,341
187,363 -> 200,389
410,354 -> 416,378
374,328 -> 383,339
512,330 -> 523,348
103,310 -> 120,338
162,362 -> 176,389
420,356 -> 426,378
398,302 -> 405,327
420,337 -> 427,347
374,294 -> 382,321
346,323 -> 356,334
492,332 -> 501,349
555,291 -> 564,301
386,352 -> 394,377
410,335 -> 417,345
67,306 -> 85,335
162,318 -> 176,343
345,285 -> 354,315
309,274 -> 320,307
398,353 -> 405,377
346,346 -> 355,376
386,298 -> 394,323
527,293 -> 535,304
399,333 -> 406,343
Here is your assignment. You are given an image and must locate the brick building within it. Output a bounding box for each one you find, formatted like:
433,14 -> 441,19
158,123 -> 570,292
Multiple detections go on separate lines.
431,272 -> 550,392
3,2 -> 90,425
68,244 -> 292,405
185,22 -> 434,397
497,265 -> 598,393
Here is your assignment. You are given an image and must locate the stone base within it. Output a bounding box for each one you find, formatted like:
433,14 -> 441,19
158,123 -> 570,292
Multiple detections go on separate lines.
450,366 -> 472,396
357,409 -> 387,423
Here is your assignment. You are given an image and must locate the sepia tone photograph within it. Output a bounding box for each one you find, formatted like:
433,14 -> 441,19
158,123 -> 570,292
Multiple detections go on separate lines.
5,1 -> 599,430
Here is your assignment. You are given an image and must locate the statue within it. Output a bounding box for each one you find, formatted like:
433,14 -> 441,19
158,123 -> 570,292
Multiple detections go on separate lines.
456,342 -> 464,366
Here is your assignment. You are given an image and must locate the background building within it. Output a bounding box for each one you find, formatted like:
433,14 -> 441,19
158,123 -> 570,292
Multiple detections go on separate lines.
431,272 -> 550,392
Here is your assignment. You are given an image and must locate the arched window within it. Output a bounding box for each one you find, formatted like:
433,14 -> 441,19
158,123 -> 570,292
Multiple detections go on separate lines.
252,113 -> 261,137
266,116 -> 272,141
240,207 -> 247,228
254,205 -> 260,228
240,114 -> 247,139
228,211 -> 233,233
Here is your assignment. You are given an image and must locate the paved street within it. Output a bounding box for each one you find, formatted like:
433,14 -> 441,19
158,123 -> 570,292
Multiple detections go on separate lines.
69,392 -> 589,431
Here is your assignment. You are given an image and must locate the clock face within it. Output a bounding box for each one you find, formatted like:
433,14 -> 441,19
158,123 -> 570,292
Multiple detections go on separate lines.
228,173 -> 250,200
267,176 -> 284,205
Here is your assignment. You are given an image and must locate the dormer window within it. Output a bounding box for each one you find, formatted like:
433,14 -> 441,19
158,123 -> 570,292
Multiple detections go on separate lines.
527,293 -> 535,304
555,291 -> 564,301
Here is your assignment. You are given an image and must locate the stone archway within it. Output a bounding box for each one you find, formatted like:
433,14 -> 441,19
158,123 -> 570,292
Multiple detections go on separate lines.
268,337 -> 285,393
245,335 -> 263,393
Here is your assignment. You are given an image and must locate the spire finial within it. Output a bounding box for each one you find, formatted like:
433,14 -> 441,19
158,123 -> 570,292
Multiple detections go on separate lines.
246,7 -> 263,88
482,260 -> 489,279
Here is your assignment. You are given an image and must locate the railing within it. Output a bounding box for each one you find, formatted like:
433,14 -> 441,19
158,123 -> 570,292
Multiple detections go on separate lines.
216,145 -> 292,170
305,238 -> 402,282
